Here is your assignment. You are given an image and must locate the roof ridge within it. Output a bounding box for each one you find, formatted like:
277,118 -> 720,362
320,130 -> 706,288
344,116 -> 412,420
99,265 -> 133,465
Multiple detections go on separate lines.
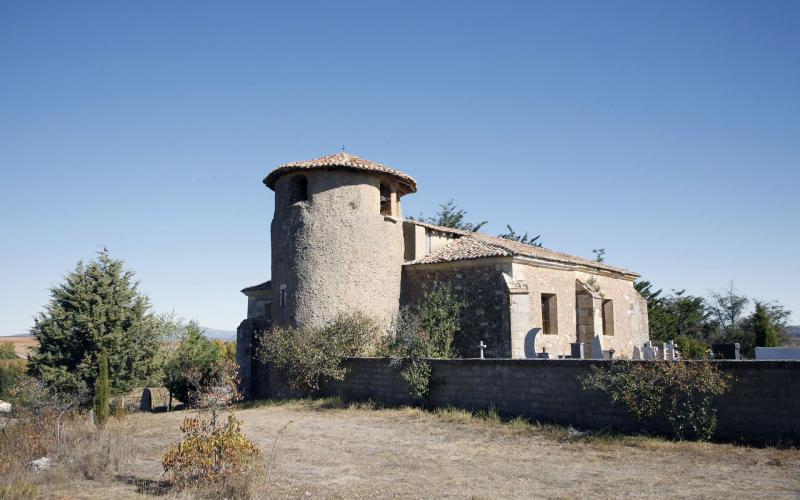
405,223 -> 636,276
264,152 -> 417,193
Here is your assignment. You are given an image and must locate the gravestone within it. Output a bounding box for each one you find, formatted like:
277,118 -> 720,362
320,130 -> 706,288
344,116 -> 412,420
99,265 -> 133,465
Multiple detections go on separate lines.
140,388 -> 152,412
666,340 -> 677,361
591,336 -> 604,360
642,341 -> 655,361
712,343 -> 741,360
570,342 -> 586,360
755,347 -> 800,360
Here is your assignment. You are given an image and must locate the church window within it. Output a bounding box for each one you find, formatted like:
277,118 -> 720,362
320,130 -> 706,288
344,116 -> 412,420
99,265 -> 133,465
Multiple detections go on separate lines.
288,175 -> 308,204
379,182 -> 392,216
541,293 -> 558,335
602,299 -> 614,336
280,289 -> 287,308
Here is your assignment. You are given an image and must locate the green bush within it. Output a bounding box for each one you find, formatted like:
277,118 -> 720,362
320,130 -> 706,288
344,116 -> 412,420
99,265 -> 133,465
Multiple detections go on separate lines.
163,322 -> 229,405
381,284 -> 463,399
416,284 -> 462,358
675,335 -> 709,359
582,361 -> 731,440
258,312 -> 381,394
0,343 -> 17,359
0,359 -> 27,399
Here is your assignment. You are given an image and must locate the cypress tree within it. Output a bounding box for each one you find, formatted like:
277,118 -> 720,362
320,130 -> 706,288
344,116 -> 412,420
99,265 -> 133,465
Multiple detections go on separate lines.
753,302 -> 779,348
29,249 -> 160,395
94,351 -> 110,427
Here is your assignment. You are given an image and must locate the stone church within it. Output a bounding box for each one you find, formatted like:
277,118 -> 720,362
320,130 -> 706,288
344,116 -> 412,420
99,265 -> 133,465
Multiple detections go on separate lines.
237,152 -> 649,393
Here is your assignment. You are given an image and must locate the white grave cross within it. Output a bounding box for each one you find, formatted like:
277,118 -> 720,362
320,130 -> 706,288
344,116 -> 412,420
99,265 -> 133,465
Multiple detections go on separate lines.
478,341 -> 486,359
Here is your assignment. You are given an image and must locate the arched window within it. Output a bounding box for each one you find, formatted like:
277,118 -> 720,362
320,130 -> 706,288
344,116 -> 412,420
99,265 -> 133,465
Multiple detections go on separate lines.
379,182 -> 392,216
288,175 -> 308,204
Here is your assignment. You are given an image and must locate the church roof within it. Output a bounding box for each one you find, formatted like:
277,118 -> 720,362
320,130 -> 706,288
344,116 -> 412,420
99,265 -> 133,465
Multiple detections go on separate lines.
264,152 -> 417,194
405,221 -> 638,277
241,280 -> 271,294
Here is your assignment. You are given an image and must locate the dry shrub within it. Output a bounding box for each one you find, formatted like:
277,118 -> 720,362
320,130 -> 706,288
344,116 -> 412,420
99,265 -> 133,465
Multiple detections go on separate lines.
162,359 -> 262,498
162,414 -> 261,494
0,415 -> 53,475
109,397 -> 134,420
0,480 -> 38,499
582,361 -> 731,440
56,418 -> 129,480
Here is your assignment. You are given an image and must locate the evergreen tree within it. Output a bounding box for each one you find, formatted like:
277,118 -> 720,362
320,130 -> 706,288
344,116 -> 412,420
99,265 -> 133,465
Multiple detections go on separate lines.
635,281 -> 713,343
753,302 -> 779,348
592,248 -> 606,262
498,225 -> 542,247
94,350 -> 110,427
28,249 -> 160,395
418,200 -> 487,232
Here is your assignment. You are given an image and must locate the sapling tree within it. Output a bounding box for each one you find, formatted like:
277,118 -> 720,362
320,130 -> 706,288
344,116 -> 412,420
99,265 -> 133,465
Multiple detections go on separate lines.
93,351 -> 110,428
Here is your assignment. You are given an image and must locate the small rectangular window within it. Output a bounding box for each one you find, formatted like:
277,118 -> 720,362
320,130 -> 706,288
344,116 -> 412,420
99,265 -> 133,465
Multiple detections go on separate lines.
289,175 -> 308,204
280,289 -> 286,308
380,183 -> 393,216
541,293 -> 558,335
602,299 -> 614,336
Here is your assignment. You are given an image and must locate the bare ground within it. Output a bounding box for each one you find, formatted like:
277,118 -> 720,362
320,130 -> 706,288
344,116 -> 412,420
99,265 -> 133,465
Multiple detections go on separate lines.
32,399 -> 800,499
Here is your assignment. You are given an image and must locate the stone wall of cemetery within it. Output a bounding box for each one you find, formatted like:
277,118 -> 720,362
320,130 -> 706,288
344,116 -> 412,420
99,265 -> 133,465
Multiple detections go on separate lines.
316,358 -> 800,443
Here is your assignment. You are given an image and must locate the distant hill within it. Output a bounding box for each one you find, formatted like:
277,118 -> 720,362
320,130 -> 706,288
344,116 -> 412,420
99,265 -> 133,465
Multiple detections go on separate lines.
2,329 -> 236,342
201,327 -> 237,341
787,325 -> 800,347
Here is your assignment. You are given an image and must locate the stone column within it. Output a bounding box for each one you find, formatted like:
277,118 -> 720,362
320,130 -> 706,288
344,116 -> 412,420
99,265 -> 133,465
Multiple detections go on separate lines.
504,272 -> 531,359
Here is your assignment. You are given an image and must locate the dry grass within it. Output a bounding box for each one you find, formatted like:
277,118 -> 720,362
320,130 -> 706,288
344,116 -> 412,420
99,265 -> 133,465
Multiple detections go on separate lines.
2,398 -> 799,498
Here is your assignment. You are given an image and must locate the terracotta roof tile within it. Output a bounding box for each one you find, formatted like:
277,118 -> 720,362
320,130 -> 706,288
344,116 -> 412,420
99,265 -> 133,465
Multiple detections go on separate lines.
264,152 -> 417,193
404,220 -> 637,277
412,236 -> 512,264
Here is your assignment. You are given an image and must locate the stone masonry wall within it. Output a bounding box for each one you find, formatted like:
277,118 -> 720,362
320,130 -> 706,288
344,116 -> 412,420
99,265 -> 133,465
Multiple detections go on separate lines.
515,262 -> 649,359
271,170 -> 405,329
320,358 -> 800,443
401,260 -> 511,358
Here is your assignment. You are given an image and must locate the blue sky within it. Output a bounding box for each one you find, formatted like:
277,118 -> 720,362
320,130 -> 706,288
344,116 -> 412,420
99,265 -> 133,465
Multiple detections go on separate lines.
1,0 -> 798,334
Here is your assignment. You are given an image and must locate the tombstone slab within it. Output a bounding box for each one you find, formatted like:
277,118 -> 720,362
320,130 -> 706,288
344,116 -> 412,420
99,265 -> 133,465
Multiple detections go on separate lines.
140,388 -> 153,412
755,347 -> 800,360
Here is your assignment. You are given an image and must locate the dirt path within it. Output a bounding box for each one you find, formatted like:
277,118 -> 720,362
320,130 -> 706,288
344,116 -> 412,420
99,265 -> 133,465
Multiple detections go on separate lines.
39,401 -> 800,498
